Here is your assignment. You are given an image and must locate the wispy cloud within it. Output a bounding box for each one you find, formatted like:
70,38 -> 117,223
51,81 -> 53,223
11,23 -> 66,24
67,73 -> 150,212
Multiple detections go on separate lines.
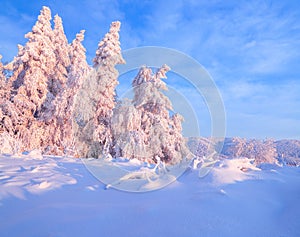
221,79 -> 300,139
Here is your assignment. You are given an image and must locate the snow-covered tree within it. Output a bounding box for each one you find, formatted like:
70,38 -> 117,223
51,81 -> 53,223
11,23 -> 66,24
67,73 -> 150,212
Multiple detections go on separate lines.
44,30 -> 90,155
111,99 -> 146,159
68,30 -> 89,90
92,21 -> 125,121
134,65 -> 175,163
4,6 -> 56,152
0,55 -> 25,153
73,21 -> 125,158
11,6 -> 55,116
57,30 -> 90,155
112,64 -> 189,164
39,14 -> 71,121
48,15 -> 70,96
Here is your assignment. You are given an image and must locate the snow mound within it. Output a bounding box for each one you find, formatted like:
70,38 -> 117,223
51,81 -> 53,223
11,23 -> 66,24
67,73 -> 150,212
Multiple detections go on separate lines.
211,158 -> 261,184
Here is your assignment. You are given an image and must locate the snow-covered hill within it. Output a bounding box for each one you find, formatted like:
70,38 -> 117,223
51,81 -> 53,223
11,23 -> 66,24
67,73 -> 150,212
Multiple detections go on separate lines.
0,154 -> 299,237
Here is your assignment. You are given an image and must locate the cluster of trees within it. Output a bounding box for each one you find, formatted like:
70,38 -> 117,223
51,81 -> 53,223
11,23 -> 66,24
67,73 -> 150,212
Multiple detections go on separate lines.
221,137 -> 278,165
0,6 -> 188,164
190,137 -> 300,166
2,6 -> 298,166
0,7 -> 89,155
275,140 -> 300,166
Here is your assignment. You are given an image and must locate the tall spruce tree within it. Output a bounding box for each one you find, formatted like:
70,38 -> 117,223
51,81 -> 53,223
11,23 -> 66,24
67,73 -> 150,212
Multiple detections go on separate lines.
49,15 -> 70,96
73,21 -> 125,158
2,7 -> 55,151
45,30 -> 90,155
11,6 -> 55,114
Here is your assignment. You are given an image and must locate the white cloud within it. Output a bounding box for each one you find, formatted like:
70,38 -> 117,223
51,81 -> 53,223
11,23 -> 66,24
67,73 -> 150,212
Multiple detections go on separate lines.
221,79 -> 300,139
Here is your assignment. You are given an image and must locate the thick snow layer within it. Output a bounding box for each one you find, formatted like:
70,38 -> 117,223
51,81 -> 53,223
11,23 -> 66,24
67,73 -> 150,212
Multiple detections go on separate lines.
82,157 -> 189,192
0,155 -> 300,237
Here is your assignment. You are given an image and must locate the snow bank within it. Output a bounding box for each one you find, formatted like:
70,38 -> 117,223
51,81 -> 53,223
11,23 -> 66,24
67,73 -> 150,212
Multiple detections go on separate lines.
0,155 -> 300,237
0,155 -> 78,201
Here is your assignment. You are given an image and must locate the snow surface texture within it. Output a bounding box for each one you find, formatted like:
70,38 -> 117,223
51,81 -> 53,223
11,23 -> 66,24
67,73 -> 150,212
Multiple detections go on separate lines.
83,156 -> 189,192
1,154 -> 300,237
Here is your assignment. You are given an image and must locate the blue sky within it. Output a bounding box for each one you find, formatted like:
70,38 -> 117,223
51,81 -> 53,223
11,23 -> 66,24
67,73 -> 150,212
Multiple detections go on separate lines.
0,0 -> 299,139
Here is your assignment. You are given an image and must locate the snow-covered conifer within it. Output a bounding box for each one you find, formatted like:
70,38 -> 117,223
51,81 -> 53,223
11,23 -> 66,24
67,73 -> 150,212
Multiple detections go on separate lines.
92,21 -> 125,120
59,30 -> 90,154
113,65 -> 188,163
93,21 -> 125,68
0,55 -> 26,153
68,30 -> 89,89
73,21 -> 125,158
44,30 -> 90,155
6,6 -> 56,152
111,99 -> 147,159
48,15 -> 70,96
39,14 -> 72,122
11,6 -> 55,116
